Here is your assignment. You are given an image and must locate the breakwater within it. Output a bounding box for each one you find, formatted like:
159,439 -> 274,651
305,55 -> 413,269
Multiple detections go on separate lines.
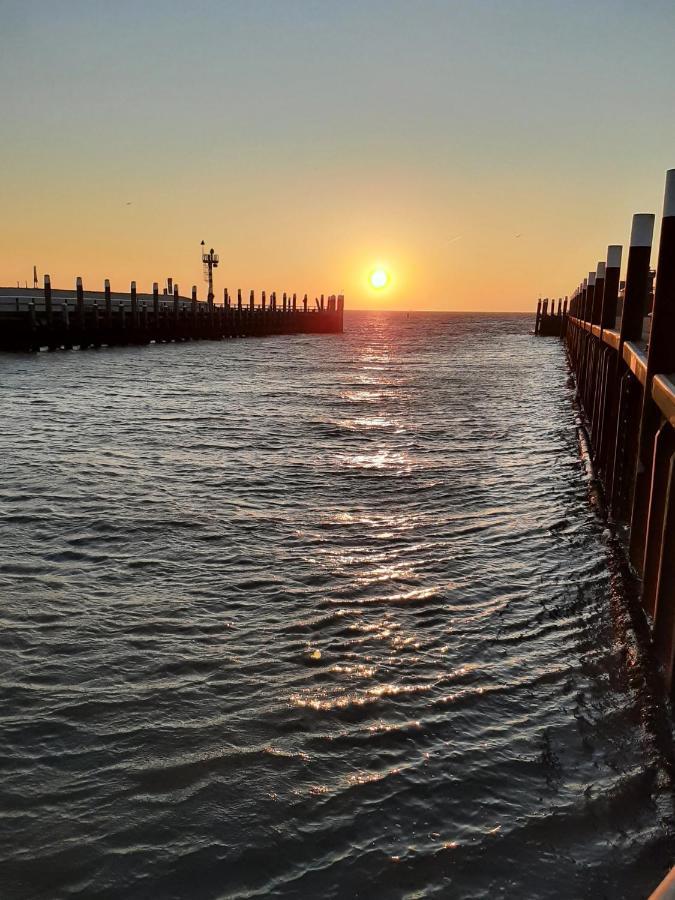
536,167 -> 675,699
0,279 -> 344,352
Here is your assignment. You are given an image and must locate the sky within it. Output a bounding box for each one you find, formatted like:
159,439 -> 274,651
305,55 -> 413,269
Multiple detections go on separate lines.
1,0 -> 674,311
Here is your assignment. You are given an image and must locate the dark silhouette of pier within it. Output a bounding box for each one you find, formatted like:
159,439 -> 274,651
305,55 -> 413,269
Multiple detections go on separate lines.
535,167 -> 675,700
0,278 -> 344,352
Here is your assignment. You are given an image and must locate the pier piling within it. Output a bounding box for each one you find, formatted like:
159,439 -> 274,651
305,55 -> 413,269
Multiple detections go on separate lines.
0,275 -> 344,352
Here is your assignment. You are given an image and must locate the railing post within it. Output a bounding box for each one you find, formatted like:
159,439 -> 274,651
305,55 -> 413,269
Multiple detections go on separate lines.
592,263 -> 605,325
596,246 -> 624,476
619,214 -> 655,349
600,246 -> 622,332
609,214 -> 655,518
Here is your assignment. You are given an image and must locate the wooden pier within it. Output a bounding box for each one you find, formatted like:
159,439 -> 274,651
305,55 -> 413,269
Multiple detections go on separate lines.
0,278 -> 344,352
536,167 -> 675,696
534,296 -> 568,336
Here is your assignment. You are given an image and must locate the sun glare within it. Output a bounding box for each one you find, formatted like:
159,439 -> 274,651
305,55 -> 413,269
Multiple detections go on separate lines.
369,269 -> 389,290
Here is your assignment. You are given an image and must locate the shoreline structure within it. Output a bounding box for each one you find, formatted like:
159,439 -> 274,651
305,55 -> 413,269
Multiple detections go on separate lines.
536,167 -> 675,900
535,167 -> 675,694
0,281 -> 344,352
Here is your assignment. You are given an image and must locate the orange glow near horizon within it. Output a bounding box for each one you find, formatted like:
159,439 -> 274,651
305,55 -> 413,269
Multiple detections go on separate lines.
1,4 -> 674,313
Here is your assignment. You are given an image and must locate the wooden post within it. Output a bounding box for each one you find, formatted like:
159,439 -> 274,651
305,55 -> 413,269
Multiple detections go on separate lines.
76,276 -> 85,334
153,282 -> 159,322
105,278 -> 112,325
237,289 -> 242,311
609,214 -> 655,517
535,299 -> 542,334
249,289 -> 255,311
596,247 -> 623,480
44,274 -> 52,324
592,263 -> 604,324
173,284 -> 179,328
224,288 -> 229,308
130,281 -> 138,327
261,290 -> 266,311
619,213 -> 655,348
630,172 -> 675,575
303,294 -> 308,312
92,300 -> 100,343
292,292 -> 297,312
600,246 -> 622,332
585,273 -> 596,325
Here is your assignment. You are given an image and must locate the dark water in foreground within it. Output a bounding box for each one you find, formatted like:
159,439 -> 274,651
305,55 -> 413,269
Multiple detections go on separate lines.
0,312 -> 673,899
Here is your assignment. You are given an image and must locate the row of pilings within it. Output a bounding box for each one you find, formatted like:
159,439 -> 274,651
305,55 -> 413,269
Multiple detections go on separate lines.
536,167 -> 675,696
534,297 -> 568,335
0,278 -> 344,352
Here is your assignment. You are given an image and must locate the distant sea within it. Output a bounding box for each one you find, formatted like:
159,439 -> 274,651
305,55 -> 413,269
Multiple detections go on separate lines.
0,311 -> 672,899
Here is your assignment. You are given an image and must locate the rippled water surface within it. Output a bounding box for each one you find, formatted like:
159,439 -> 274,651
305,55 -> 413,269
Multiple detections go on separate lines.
1,312 -> 673,899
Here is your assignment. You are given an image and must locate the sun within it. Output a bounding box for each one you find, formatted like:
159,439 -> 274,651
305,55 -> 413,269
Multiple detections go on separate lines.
369,268 -> 390,290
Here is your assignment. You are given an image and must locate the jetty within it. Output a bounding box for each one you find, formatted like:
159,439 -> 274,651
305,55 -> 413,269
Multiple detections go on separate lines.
535,167 -> 675,698
0,278 -> 344,352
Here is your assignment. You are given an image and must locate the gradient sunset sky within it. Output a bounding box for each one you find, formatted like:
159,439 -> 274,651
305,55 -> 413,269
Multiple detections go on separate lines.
2,0 -> 674,310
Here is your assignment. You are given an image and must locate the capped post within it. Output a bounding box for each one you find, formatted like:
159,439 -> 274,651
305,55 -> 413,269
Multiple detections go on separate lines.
620,213 -> 655,345
44,274 -> 52,324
